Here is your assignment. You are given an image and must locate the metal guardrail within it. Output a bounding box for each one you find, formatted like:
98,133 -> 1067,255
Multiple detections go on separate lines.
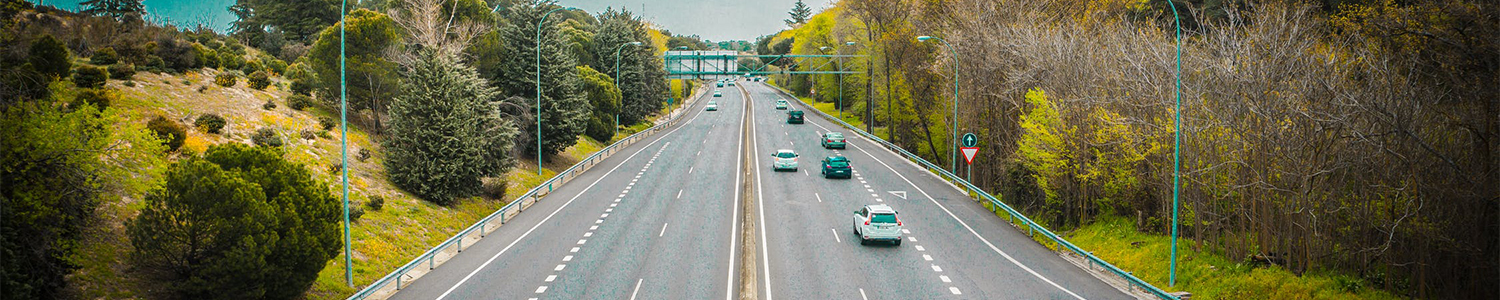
763,84 -> 1179,300
346,87 -> 704,300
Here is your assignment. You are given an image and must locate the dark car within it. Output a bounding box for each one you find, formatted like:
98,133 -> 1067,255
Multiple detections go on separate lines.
787,110 -> 804,124
822,156 -> 852,179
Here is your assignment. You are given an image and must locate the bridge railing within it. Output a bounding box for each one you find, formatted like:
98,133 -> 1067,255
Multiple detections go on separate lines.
345,87 -> 703,300
762,84 -> 1179,300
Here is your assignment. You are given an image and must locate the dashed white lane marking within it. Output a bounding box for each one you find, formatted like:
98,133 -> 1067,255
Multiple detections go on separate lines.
595,219 -> 603,224
629,279 -> 644,300
932,265 -> 942,272
584,232 -> 593,237
950,287 -> 963,295
902,229 -> 911,234
546,275 -> 557,282
940,275 -> 951,283
554,264 -> 566,271
606,208 -> 613,213
659,223 -> 669,237
908,236 -> 917,242
924,254 -> 933,261
601,213 -> 609,218
696,150 -> 701,156
870,194 -> 879,197
831,228 -> 841,243
803,169 -> 808,176
814,193 -> 822,202
535,286 -> 547,293
570,247 -> 579,253
577,239 -> 587,245
859,288 -> 868,300
677,189 -> 683,199
915,245 -> 926,251
689,166 -> 694,174
562,256 -> 572,262
610,203 -> 617,208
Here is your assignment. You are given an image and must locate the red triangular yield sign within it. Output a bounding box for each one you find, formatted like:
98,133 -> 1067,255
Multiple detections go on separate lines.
961,147 -> 979,164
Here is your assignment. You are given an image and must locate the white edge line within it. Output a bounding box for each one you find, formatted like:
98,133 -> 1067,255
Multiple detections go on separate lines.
749,84 -> 774,300
433,93 -> 710,300
725,84 -> 746,300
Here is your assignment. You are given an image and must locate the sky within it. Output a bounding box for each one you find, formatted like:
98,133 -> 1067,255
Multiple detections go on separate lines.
28,0 -> 835,41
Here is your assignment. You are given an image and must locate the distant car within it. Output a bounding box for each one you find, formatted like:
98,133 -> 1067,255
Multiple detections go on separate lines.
716,82 -> 724,88
771,149 -> 798,171
728,81 -> 736,86
706,100 -> 718,111
820,132 -> 846,149
775,99 -> 789,110
853,204 -> 902,246
821,156 -> 851,179
787,110 -> 804,124
714,90 -> 722,97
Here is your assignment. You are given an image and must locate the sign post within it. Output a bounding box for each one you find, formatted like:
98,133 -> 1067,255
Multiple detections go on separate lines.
960,133 -> 979,187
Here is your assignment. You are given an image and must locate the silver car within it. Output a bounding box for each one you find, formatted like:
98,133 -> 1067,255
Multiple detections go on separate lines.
852,204 -> 902,245
771,149 -> 798,171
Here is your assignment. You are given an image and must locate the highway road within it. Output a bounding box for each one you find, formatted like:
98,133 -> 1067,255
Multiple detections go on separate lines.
389,82 -> 745,300
742,81 -> 1131,300
384,79 -> 1133,300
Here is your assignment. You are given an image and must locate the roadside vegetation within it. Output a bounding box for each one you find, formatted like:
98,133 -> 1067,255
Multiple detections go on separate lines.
0,0 -> 692,299
765,0 -> 1498,298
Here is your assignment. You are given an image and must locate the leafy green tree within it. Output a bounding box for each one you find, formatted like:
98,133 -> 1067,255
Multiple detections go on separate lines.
590,8 -> 668,125
785,0 -> 812,26
28,34 -> 70,80
495,0 -> 590,157
308,8 -> 400,130
128,144 -> 341,299
2,100 -> 164,300
229,0 -> 342,43
559,19 -> 596,68
577,65 -> 620,142
80,0 -> 143,20
72,65 -> 108,89
90,47 -> 118,65
385,50 -> 517,204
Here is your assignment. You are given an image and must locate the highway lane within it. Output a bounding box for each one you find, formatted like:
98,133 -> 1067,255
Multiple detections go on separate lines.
389,85 -> 745,300
744,81 -> 1132,300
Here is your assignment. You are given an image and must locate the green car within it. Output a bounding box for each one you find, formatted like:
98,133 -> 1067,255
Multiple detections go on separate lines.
787,110 -> 804,124
774,99 -> 789,110
820,132 -> 846,149
821,156 -> 851,179
714,90 -> 722,97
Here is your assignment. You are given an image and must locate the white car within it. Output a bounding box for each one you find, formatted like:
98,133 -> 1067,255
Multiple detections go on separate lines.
852,204 -> 902,245
771,149 -> 798,171
706,100 -> 718,111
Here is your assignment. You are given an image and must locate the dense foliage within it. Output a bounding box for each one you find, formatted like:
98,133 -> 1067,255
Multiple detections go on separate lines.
247,70 -> 270,90
72,64 -> 107,88
229,0 -> 342,43
308,8 -> 400,131
589,8 -> 668,126
90,46 -> 117,65
385,50 -> 517,205
576,65 -> 620,142
128,144 -> 341,299
495,0 -> 590,157
194,113 -> 226,134
146,116 -> 186,152
27,34 -> 69,79
1,100 -> 163,300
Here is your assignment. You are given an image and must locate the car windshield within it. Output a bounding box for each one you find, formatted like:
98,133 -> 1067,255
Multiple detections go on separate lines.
870,213 -> 897,224
776,152 -> 796,158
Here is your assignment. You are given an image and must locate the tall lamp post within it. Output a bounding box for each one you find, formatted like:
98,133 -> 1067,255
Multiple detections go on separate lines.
1165,0 -> 1184,287
833,42 -> 855,119
613,41 -> 643,139
535,6 -> 578,174
917,35 -> 959,175
338,0 -> 352,287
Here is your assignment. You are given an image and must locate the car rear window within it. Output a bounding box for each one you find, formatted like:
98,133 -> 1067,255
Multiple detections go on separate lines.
828,161 -> 849,168
870,213 -> 897,224
776,152 -> 796,158
828,133 -> 843,139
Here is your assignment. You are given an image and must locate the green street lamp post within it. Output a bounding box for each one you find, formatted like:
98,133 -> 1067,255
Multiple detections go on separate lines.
917,35 -> 959,175
536,6 -> 578,174
1166,0 -> 1184,287
835,42 -> 855,119
338,0 -> 351,287
613,41 -> 643,139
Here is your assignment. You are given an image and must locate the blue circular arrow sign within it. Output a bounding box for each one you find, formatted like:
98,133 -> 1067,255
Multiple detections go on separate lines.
961,133 -> 978,148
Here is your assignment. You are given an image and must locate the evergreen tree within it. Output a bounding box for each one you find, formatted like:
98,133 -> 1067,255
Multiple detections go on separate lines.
785,0 -> 812,26
80,0 -> 143,20
577,65 -> 619,142
228,0 -> 342,42
27,34 -> 69,80
307,8 -> 399,129
385,49 -> 517,204
495,0 -> 590,157
590,8 -> 668,126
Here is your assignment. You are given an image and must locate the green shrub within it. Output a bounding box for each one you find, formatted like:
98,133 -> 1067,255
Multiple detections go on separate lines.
299,129 -> 316,140
197,85 -> 207,93
262,100 -> 277,110
107,63 -> 135,80
0,65 -> 53,101
289,79 -> 313,96
192,43 -> 218,69
90,47 -> 118,65
123,81 -> 135,87
241,59 -> 263,74
367,195 -> 384,211
316,131 -> 332,139
266,58 -> 288,75
70,89 -> 112,111
217,50 -> 243,70
357,148 -> 371,162
251,128 -> 282,147
146,116 -> 187,152
72,65 -> 108,88
181,79 -> 191,85
349,206 -> 365,223
214,73 -> 236,87
287,94 -> 313,111
143,55 -> 165,72
127,144 -> 341,299
248,70 -> 270,90
155,37 -> 197,71
194,114 -> 226,134
29,34 -> 71,79
318,116 -> 335,131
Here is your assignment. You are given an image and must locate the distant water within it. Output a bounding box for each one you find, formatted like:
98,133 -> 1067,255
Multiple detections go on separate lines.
26,0 -> 237,33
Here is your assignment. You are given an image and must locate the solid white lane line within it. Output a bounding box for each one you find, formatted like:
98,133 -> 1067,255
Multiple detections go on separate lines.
831,228 -> 841,243
660,223 -> 668,237
630,279 -> 644,300
859,288 -> 868,300
725,90 -> 747,300
546,275 -> 556,282
847,141 -> 1086,300
750,86 -> 774,300
815,193 -> 822,202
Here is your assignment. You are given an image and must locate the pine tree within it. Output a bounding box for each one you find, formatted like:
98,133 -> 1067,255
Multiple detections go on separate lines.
80,0 -> 144,20
591,8 -> 667,126
385,49 -> 517,204
495,0 -> 590,158
785,0 -> 812,26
